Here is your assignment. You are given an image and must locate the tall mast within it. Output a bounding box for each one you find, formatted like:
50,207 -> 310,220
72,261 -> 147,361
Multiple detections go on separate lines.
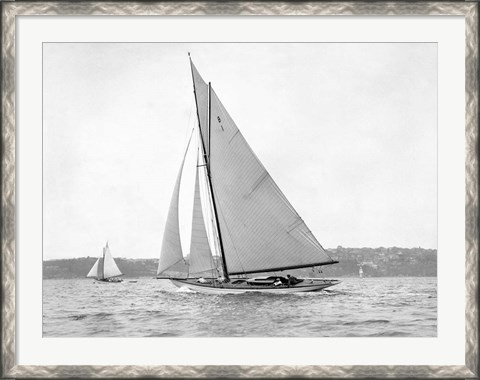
188,54 -> 230,281
207,82 -> 230,281
188,53 -> 208,165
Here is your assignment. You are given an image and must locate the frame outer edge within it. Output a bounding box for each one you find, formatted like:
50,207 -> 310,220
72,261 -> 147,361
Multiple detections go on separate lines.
3,364 -> 479,378
0,2 -> 475,17
1,1 -> 478,379
465,2 -> 479,378
1,1 -> 16,378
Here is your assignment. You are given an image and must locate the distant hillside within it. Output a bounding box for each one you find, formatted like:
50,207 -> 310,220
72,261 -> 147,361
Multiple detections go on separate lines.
43,246 -> 436,279
322,246 -> 437,278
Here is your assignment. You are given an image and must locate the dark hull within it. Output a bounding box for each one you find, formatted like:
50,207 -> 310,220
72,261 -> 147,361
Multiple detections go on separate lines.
94,278 -> 123,284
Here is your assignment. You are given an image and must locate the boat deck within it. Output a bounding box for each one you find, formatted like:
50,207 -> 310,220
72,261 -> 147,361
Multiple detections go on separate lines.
169,277 -> 340,294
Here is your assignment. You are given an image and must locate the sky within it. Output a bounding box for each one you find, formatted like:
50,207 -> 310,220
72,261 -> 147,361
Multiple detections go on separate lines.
43,43 -> 437,260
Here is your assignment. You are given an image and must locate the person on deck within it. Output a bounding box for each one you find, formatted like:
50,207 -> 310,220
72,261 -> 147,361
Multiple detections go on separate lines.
287,274 -> 298,287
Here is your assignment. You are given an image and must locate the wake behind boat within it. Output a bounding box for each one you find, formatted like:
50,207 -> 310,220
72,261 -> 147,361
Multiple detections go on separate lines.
87,242 -> 124,283
157,55 -> 339,294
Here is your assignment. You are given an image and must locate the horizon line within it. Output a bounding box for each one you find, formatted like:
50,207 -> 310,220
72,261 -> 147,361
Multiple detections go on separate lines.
43,246 -> 438,261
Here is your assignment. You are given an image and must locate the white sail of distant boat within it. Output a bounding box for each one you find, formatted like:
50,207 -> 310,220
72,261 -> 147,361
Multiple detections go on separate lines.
156,55 -> 340,294
87,242 -> 123,283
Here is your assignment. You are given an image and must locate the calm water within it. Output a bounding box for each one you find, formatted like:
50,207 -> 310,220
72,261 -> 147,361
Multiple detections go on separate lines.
43,277 -> 436,337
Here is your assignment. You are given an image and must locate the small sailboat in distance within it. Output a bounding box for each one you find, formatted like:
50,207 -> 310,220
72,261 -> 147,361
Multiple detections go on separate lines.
157,55 -> 340,294
87,241 -> 124,283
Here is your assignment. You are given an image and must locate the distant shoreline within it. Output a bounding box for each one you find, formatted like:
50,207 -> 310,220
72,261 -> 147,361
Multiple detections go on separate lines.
43,247 -> 437,280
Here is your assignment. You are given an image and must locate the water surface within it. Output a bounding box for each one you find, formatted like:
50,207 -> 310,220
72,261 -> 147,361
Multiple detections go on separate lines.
43,277 -> 436,337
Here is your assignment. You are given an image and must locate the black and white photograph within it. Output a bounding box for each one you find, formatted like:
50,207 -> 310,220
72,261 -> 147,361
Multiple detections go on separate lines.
42,42 -> 437,338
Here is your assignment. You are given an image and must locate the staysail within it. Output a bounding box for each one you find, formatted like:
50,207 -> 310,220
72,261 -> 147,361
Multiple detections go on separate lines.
208,87 -> 336,275
86,258 -> 101,278
188,155 -> 217,275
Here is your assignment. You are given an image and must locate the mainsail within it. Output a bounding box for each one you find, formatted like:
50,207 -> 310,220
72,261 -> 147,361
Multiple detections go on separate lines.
103,243 -> 123,278
208,88 -> 335,274
190,63 -> 209,158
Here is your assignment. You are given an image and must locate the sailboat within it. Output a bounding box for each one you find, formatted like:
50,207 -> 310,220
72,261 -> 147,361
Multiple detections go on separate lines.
86,242 -> 124,283
156,55 -> 340,294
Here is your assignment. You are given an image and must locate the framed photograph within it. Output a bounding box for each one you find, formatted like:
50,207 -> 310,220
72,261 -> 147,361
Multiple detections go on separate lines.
2,1 -> 478,378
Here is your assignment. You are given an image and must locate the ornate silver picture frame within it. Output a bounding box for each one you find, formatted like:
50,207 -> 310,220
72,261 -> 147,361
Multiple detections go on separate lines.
2,1 -> 478,378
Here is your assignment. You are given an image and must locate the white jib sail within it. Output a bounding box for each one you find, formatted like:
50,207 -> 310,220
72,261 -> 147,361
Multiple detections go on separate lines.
86,258 -> 100,278
157,139 -> 191,276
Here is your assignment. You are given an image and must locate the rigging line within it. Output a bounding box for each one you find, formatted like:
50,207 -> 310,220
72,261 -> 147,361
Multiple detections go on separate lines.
195,142 -> 220,276
198,149 -> 218,263
174,110 -> 195,171
206,83 -> 229,280
183,96 -> 196,143
195,119 -> 227,278
162,258 -> 187,275
209,181 -> 247,276
188,62 -> 227,278
194,149 -> 217,276
198,157 -> 220,257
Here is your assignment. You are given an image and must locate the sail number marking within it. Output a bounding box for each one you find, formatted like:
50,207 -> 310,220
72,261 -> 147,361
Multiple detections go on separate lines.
217,116 -> 224,131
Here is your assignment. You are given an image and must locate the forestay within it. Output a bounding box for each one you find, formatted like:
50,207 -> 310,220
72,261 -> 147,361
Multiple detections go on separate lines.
191,63 -> 209,157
